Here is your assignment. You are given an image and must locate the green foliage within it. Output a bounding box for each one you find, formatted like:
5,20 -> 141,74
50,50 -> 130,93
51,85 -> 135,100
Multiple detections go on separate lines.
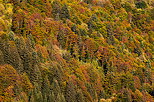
83,0 -> 93,4
122,2 -> 133,12
60,4 -> 70,20
135,1 -> 148,9
52,0 -> 61,20
150,8 -> 154,20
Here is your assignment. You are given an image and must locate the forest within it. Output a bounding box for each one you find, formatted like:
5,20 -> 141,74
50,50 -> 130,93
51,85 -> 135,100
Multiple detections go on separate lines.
0,0 -> 154,101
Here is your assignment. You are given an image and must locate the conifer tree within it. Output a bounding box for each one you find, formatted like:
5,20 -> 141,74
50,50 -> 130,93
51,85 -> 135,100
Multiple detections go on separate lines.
65,79 -> 77,102
52,0 -> 61,20
60,4 -> 70,20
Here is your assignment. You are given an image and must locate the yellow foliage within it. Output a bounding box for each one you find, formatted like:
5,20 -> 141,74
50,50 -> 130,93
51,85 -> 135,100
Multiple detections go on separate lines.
100,98 -> 112,102
5,6 -> 13,16
0,4 -> 5,11
0,31 -> 4,36
135,89 -> 143,99
0,18 -> 6,30
20,73 -> 33,92
6,3 -> 13,9
78,23 -> 88,30
100,98 -> 106,102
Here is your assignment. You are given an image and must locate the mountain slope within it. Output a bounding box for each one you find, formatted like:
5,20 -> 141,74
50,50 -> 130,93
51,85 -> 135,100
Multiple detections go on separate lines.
0,0 -> 154,101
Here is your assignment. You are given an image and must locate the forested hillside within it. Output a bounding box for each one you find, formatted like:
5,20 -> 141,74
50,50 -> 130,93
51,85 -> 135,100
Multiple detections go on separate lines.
0,0 -> 154,101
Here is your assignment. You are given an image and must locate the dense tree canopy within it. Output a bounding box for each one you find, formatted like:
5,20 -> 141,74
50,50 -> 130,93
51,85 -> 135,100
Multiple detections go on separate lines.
0,0 -> 154,101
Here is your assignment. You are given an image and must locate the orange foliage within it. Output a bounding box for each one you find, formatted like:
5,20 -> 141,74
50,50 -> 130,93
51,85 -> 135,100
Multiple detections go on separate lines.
35,44 -> 49,59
